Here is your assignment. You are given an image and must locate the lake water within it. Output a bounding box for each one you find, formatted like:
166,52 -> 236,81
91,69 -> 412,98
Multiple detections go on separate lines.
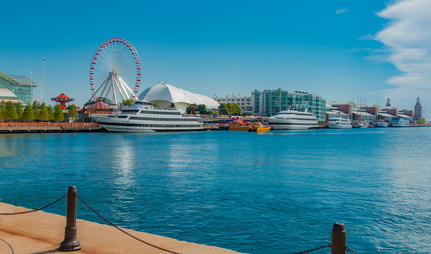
1,128 -> 430,253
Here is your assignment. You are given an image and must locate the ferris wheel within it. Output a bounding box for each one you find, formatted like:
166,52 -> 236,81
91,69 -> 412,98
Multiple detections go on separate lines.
89,37 -> 141,106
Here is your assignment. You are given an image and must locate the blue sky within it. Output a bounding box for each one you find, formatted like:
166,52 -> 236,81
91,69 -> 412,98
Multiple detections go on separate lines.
1,0 -> 430,117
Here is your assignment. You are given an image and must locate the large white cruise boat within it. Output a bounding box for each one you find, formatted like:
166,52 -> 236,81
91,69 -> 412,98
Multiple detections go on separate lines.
327,117 -> 352,129
267,109 -> 319,130
91,100 -> 203,132
391,117 -> 410,127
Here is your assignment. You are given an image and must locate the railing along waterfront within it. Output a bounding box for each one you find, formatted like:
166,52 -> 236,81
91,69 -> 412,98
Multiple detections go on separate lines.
0,122 -> 100,127
0,186 -> 359,254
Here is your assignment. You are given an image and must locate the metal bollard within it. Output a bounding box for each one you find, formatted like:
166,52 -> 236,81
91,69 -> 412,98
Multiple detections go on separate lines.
331,223 -> 346,254
59,186 -> 82,251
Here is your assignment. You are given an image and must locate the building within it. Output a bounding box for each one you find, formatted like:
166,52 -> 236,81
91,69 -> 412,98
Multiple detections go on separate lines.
138,82 -> 219,113
0,71 -> 37,104
252,89 -> 326,121
414,97 -> 422,120
213,94 -> 253,115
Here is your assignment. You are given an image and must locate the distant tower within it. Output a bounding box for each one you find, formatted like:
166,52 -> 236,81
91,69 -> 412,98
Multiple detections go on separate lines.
385,98 -> 391,107
414,97 -> 422,120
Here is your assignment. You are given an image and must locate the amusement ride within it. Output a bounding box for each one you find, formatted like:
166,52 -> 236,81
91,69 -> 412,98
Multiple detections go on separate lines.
89,37 -> 141,107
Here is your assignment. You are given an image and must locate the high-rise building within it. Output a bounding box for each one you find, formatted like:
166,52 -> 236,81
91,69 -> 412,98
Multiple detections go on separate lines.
252,89 -> 326,121
414,97 -> 422,120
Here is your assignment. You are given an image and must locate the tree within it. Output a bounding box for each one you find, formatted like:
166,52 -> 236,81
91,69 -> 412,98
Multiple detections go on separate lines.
84,97 -> 112,107
196,104 -> 208,114
38,103 -> 49,121
15,102 -> 24,120
22,103 -> 35,122
151,103 -> 159,108
0,100 -> 6,120
67,104 -> 78,122
218,103 -> 229,115
32,101 -> 39,120
231,104 -> 242,115
47,106 -> 54,121
54,104 -> 64,122
120,98 -> 135,107
417,119 -> 425,124
186,104 -> 196,114
5,101 -> 18,121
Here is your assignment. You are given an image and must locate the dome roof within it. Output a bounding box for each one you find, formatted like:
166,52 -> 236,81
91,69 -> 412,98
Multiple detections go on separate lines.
138,82 -> 219,108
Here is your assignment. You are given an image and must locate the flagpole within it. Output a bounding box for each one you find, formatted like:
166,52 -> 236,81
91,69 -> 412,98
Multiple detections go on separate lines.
42,59 -> 45,103
31,70 -> 33,103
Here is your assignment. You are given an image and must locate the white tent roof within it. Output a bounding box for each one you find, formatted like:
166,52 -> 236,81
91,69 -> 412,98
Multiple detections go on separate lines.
138,82 -> 219,108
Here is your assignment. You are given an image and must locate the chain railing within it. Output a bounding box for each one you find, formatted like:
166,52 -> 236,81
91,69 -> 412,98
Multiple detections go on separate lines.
77,195 -> 182,254
0,194 -> 66,215
0,187 -> 361,254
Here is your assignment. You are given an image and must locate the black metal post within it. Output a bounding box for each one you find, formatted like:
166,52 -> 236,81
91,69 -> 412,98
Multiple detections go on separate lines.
331,222 -> 346,254
59,186 -> 81,251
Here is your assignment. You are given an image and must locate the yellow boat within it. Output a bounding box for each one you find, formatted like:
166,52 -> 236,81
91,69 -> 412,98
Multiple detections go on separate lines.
247,122 -> 271,133
228,121 -> 252,131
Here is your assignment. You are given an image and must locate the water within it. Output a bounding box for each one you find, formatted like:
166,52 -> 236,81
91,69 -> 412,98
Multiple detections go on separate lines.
1,128 -> 430,253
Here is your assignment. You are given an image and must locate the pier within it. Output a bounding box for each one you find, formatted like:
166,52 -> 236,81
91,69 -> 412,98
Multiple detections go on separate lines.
0,123 -> 105,133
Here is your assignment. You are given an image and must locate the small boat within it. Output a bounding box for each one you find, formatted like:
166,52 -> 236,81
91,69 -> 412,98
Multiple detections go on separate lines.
248,122 -> 271,133
327,117 -> 352,129
375,120 -> 388,128
228,121 -> 252,131
352,121 -> 368,128
390,117 -> 410,127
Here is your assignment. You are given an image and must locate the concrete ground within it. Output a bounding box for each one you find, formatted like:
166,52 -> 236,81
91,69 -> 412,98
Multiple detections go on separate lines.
0,202 -> 244,254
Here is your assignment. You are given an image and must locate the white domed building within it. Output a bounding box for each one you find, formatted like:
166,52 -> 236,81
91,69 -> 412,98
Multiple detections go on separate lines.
138,82 -> 219,113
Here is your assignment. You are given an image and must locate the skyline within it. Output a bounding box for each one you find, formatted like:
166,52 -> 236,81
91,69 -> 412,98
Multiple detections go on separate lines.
0,0 -> 430,117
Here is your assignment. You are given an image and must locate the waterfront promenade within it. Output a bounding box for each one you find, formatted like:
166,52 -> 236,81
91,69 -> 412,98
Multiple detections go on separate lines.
0,202 -> 242,254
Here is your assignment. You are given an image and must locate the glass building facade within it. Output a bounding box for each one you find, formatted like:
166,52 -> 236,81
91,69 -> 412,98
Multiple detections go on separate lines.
0,72 -> 37,104
252,89 -> 327,121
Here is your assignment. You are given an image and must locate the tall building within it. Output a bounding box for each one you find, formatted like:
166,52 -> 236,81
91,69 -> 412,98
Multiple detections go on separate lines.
0,71 -> 37,104
414,97 -> 422,120
385,98 -> 391,107
213,95 -> 253,115
252,89 -> 326,121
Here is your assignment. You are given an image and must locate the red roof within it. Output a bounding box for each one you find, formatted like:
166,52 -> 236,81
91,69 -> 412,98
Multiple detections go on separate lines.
51,93 -> 74,102
90,101 -> 111,109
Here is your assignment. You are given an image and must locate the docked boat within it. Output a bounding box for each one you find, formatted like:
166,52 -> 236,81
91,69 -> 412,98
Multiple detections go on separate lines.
327,117 -> 352,129
352,121 -> 368,128
228,121 -> 252,131
91,100 -> 203,132
267,108 -> 319,130
248,122 -> 271,133
391,117 -> 410,127
375,120 -> 389,128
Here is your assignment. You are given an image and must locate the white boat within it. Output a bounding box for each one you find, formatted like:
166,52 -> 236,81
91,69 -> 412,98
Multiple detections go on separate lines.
267,108 -> 319,130
91,100 -> 203,132
375,120 -> 388,128
327,117 -> 352,129
352,121 -> 368,128
391,117 -> 410,127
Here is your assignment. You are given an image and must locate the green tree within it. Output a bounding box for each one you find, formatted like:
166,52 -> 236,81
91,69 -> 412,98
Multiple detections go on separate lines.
84,97 -> 112,107
231,104 -> 242,115
47,106 -> 54,121
67,104 -> 78,122
196,104 -> 208,114
5,101 -> 18,121
15,102 -> 24,120
32,101 -> 39,121
54,104 -> 64,122
120,98 -> 135,107
186,104 -> 196,114
218,103 -> 229,115
0,100 -> 6,120
38,103 -> 49,121
22,103 -> 35,121
151,103 -> 159,108
417,119 -> 425,124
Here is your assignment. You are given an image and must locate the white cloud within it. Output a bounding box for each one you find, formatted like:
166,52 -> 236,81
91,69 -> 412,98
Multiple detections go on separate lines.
358,34 -> 374,40
335,8 -> 348,14
373,0 -> 431,114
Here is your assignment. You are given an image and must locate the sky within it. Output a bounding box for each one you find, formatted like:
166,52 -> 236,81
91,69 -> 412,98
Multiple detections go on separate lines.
0,0 -> 430,118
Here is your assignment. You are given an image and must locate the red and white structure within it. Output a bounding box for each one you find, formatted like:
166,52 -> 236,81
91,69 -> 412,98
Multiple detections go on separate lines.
89,37 -> 141,107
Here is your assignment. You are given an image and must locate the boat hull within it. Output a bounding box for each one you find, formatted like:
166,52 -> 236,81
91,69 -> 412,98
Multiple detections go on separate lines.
267,119 -> 318,130
327,123 -> 352,129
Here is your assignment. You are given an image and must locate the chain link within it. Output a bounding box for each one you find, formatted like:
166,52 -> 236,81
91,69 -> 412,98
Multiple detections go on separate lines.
346,246 -> 359,254
291,243 -> 331,254
0,194 -> 66,215
77,195 -> 182,254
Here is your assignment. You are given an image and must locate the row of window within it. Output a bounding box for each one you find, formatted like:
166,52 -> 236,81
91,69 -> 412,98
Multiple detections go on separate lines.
218,98 -> 251,102
129,117 -> 198,122
120,110 -> 181,115
100,122 -> 201,128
